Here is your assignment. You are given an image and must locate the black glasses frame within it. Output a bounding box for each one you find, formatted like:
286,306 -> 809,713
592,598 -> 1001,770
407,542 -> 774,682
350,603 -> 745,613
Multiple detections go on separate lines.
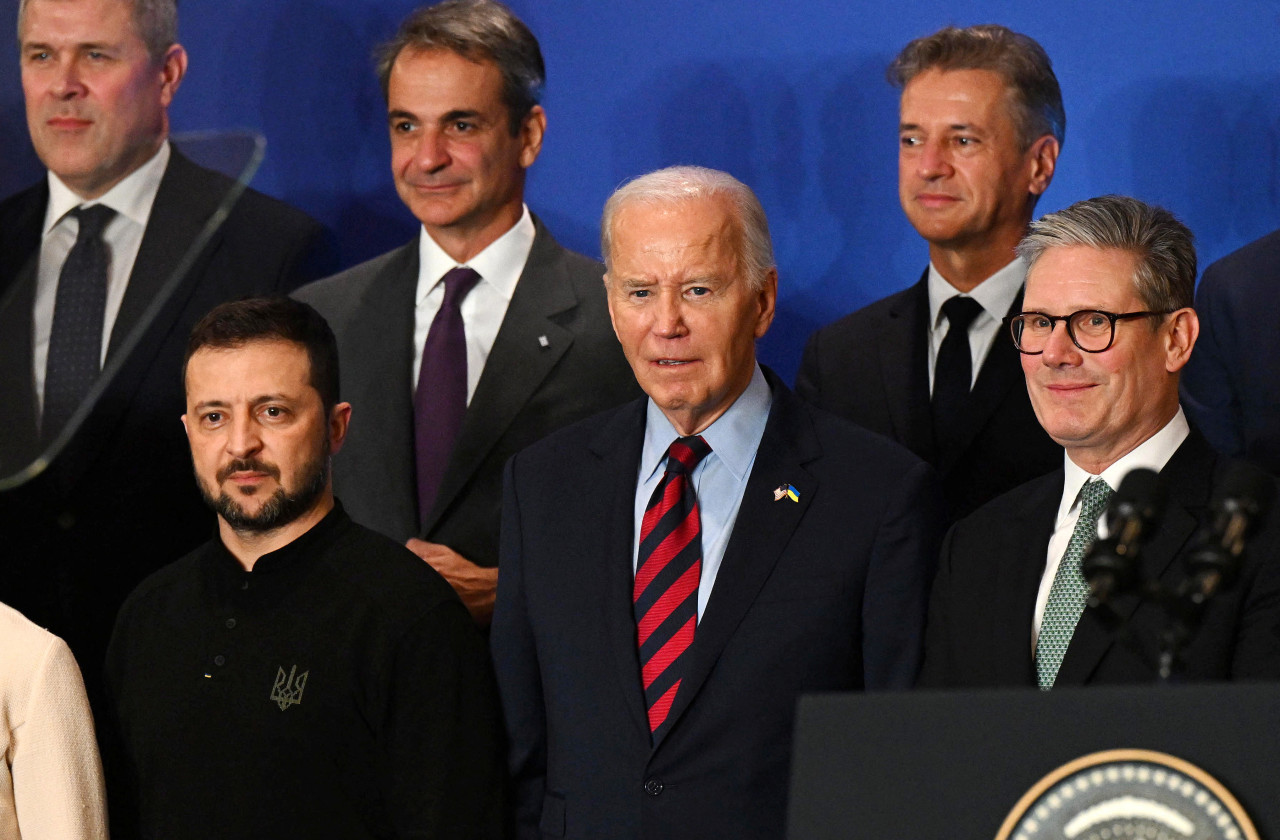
1003,309 -> 1173,355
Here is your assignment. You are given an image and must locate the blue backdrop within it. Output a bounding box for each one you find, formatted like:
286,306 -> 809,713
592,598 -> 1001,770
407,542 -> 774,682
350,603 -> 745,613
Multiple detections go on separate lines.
4,0 -> 1279,381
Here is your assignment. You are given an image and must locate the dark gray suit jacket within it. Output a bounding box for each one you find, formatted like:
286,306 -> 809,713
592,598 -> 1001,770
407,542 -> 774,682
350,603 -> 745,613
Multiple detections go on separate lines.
797,271 -> 1060,521
294,219 -> 640,567
1182,229 -> 1280,474
492,372 -> 943,840
0,149 -> 333,695
919,430 -> 1280,687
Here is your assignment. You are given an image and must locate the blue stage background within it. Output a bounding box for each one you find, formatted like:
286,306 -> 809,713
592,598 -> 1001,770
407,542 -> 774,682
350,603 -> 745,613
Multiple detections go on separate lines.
4,0 -> 1279,381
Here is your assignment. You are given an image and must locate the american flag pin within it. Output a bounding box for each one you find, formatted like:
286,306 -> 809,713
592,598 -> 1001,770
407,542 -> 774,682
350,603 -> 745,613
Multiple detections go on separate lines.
773,483 -> 800,503
538,335 -> 550,348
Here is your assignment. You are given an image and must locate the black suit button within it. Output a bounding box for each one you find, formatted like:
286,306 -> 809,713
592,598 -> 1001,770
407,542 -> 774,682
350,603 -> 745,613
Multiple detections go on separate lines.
644,779 -> 663,796
56,512 -> 76,530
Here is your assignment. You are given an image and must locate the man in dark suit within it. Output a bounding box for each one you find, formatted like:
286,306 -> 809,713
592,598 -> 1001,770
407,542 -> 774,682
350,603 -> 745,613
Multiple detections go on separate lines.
1182,229 -> 1280,475
296,0 -> 637,624
492,166 -> 942,840
797,25 -> 1064,521
0,0 -> 331,698
921,195 -> 1280,689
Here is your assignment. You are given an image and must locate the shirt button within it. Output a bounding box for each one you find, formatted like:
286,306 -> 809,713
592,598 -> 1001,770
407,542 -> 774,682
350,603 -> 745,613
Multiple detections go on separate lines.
214,655 -> 226,666
643,779 -> 663,797
225,618 -> 237,629
240,580 -> 250,590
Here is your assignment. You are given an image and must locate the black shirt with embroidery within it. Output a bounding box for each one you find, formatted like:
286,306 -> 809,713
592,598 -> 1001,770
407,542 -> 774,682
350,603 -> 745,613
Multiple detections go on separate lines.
105,501 -> 504,839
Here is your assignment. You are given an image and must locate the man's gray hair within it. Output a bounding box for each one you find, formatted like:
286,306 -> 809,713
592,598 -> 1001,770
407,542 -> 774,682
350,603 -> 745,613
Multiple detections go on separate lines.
376,0 -> 544,135
18,0 -> 178,62
601,165 -> 775,292
1017,195 -> 1196,313
889,24 -> 1065,151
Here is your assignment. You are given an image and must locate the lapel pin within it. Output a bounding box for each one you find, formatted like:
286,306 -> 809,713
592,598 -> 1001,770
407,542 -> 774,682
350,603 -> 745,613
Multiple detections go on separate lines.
773,483 -> 800,503
538,334 -> 550,348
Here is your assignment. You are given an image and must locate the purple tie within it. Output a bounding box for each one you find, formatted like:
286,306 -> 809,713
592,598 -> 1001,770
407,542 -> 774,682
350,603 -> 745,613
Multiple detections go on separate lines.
414,266 -> 482,526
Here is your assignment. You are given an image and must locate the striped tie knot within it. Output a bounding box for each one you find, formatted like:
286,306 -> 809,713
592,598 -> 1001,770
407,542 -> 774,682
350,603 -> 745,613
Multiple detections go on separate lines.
666,434 -> 712,474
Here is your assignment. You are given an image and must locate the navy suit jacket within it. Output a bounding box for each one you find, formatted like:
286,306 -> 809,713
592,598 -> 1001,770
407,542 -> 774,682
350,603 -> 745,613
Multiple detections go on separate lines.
1182,229 -> 1280,474
920,430 -> 1280,687
796,271 -> 1060,521
0,150 -> 333,696
491,372 -> 942,840
294,219 -> 640,567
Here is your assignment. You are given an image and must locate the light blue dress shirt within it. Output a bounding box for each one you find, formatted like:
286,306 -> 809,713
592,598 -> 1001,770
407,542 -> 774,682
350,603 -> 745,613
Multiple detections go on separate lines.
631,365 -> 772,620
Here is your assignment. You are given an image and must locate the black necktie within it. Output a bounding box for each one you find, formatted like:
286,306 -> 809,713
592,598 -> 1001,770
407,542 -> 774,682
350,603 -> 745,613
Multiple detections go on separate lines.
931,295 -> 984,448
43,204 -> 117,442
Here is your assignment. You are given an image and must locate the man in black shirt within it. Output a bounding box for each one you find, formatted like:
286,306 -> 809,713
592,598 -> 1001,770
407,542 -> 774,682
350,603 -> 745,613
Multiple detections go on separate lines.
105,297 -> 503,839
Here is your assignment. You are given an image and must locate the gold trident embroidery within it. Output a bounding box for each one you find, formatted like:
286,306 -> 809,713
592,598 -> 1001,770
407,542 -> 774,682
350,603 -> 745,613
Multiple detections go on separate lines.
270,664 -> 309,711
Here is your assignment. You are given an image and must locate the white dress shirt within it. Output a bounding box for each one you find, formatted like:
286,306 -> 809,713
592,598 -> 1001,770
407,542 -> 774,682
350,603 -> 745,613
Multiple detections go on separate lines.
926,257 -> 1025,393
412,205 -> 536,403
33,141 -> 170,415
632,365 -> 772,620
1031,408 -> 1191,648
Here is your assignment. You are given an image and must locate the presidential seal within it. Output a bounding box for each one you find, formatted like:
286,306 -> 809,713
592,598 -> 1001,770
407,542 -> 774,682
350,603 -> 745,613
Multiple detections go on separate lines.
995,749 -> 1258,840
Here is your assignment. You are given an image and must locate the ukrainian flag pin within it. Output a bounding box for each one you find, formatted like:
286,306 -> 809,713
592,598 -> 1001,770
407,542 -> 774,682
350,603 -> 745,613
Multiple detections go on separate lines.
773,483 -> 800,503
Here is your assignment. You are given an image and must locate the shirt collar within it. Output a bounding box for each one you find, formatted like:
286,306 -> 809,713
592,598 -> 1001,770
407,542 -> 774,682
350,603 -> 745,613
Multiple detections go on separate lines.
415,203 -> 535,305
44,140 -> 170,234
209,500 -> 349,578
1055,407 -> 1191,526
640,364 -> 772,484
926,256 -> 1026,330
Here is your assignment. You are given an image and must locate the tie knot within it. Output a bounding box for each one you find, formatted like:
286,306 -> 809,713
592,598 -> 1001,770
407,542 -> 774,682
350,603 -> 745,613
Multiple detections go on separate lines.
666,435 -> 711,474
941,295 -> 984,333
439,267 -> 481,310
72,204 -> 116,239
1078,478 -> 1113,522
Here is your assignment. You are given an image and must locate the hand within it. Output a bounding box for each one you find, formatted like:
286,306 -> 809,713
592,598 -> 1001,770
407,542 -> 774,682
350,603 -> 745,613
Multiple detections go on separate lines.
405,539 -> 497,626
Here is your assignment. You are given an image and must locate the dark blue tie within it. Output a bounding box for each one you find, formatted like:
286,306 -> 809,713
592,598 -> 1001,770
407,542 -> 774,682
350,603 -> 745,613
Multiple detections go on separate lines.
43,204 -> 116,442
414,266 -> 482,526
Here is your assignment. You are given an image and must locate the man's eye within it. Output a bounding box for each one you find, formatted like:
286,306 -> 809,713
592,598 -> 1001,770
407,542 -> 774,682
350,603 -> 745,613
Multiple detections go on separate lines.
1029,316 -> 1052,330
204,412 -> 223,424
452,121 -> 475,132
900,135 -> 921,147
630,289 -> 650,299
263,406 -> 284,418
688,287 -> 710,297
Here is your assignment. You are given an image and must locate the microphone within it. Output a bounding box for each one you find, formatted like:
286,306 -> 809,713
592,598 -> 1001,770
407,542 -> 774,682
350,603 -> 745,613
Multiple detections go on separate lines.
1182,463 -> 1276,604
1083,468 -> 1165,607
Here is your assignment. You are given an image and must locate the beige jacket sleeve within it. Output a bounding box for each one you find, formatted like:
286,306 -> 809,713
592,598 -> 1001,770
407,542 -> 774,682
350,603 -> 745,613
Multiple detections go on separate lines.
1,603 -> 109,839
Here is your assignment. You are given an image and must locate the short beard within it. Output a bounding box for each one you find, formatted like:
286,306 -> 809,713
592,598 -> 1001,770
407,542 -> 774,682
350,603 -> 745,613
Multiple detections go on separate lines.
197,450 -> 330,535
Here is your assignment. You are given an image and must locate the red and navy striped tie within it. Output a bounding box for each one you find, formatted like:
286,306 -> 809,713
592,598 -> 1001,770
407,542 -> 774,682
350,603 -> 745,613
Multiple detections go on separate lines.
634,434 -> 712,738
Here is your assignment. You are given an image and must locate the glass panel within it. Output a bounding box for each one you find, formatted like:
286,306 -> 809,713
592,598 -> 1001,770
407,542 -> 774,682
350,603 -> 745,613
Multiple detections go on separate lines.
0,130 -> 265,491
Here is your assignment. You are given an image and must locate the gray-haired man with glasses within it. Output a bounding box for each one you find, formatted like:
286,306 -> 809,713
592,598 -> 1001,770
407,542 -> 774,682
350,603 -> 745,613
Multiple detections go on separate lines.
920,194 -> 1280,688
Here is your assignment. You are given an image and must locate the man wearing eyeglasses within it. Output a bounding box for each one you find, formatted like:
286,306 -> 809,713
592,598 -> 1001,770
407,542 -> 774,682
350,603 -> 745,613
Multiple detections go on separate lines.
920,194 -> 1280,688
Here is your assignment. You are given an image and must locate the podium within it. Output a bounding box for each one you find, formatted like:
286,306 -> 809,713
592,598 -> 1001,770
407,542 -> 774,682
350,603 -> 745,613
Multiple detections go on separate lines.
787,684 -> 1280,839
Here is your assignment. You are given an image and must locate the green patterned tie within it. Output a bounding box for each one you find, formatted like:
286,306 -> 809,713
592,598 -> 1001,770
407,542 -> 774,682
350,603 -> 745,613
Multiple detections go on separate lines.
1035,478 -> 1113,689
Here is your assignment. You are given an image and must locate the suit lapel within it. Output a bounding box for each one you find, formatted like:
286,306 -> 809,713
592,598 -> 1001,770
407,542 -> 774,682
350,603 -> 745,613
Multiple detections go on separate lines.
589,401 -> 652,736
877,273 -> 935,462
422,220 -> 580,535
349,242 -> 420,535
990,473 -> 1061,685
655,374 -> 819,749
1056,434 -> 1211,685
0,182 -> 46,473
935,292 -> 1027,476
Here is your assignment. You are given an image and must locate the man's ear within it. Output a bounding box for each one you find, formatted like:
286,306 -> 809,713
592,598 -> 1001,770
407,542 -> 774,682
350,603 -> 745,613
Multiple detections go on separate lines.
328,402 -> 353,455
1165,308 -> 1199,373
